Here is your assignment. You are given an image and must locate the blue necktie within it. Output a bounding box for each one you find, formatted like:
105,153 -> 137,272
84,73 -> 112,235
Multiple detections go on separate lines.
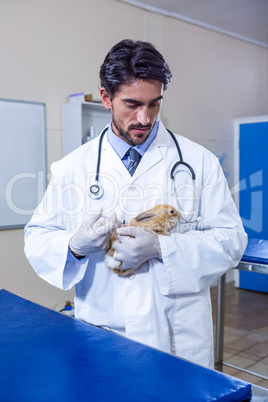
127,148 -> 141,176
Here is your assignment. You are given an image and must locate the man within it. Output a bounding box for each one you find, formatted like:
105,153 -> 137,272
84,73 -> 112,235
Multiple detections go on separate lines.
25,39 -> 247,369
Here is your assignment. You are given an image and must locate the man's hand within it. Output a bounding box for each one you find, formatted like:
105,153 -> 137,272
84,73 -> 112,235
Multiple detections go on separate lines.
69,210 -> 118,257
112,226 -> 161,270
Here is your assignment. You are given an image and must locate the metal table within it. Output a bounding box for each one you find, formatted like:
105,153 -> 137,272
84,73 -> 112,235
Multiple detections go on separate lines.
215,239 -> 268,382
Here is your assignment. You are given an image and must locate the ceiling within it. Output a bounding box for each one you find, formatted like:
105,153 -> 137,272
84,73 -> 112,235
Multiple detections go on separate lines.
117,0 -> 268,48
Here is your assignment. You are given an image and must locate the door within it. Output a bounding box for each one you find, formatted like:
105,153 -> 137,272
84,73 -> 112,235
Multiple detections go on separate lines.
234,116 -> 268,292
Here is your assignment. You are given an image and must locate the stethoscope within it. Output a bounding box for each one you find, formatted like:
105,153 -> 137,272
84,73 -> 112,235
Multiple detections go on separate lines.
89,126 -> 199,223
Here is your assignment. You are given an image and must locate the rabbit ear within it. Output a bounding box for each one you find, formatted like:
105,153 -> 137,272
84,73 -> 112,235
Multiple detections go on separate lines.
135,211 -> 156,222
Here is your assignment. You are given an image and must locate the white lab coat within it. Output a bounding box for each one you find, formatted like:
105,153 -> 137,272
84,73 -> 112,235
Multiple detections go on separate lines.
24,122 -> 247,369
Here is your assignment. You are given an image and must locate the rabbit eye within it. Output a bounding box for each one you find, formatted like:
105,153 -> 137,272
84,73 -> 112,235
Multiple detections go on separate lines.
169,209 -> 175,214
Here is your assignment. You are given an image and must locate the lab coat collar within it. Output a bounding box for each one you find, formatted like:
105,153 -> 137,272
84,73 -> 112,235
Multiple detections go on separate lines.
94,122 -> 173,181
133,122 -> 173,180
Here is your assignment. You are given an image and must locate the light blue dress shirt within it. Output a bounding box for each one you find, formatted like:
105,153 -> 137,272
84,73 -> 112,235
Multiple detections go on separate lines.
107,120 -> 159,169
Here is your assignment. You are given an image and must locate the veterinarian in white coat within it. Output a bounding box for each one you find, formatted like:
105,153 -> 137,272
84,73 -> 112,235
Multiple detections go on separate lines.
24,40 -> 247,369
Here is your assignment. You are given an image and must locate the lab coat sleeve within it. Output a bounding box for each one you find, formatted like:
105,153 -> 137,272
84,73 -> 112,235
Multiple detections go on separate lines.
24,162 -> 89,291
155,152 -> 248,296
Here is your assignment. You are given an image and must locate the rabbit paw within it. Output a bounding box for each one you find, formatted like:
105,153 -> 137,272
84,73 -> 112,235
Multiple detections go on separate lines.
105,254 -> 122,270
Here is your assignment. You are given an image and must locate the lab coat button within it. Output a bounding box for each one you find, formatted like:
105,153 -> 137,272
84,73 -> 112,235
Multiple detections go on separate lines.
129,274 -> 135,279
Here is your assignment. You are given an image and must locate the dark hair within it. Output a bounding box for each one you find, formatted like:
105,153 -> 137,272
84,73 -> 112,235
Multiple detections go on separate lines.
99,39 -> 172,98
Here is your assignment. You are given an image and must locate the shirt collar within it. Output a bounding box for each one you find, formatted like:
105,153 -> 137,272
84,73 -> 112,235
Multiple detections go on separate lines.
107,120 -> 159,159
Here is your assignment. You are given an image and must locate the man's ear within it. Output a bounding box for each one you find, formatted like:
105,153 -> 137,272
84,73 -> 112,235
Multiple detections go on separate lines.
100,87 -> 111,110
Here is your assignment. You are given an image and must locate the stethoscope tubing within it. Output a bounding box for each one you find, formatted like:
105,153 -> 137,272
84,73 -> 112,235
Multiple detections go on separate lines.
92,126 -> 195,187
166,129 -> 196,181
95,127 -> 108,183
89,126 -> 198,223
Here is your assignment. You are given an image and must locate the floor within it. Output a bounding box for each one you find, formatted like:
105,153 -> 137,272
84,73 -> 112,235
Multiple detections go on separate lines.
211,283 -> 268,389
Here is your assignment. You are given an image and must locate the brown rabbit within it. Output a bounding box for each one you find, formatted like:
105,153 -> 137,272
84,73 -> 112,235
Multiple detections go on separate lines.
105,204 -> 180,276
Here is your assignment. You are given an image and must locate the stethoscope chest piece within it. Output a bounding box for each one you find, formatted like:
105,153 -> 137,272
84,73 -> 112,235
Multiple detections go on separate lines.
89,182 -> 104,200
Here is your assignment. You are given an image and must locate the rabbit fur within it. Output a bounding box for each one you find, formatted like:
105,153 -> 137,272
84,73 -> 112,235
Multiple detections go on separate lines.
105,204 -> 180,276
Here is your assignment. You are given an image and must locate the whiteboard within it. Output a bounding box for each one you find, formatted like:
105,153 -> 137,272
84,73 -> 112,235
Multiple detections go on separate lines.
0,99 -> 47,229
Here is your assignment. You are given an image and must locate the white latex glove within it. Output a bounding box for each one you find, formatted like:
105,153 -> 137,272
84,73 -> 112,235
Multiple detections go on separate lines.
112,226 -> 161,270
69,210 -> 118,256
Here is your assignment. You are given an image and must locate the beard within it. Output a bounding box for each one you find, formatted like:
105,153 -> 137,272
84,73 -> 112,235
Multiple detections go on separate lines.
111,111 -> 155,146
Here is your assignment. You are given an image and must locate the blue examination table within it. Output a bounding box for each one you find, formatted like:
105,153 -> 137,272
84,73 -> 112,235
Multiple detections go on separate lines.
0,289 -> 252,401
240,239 -> 268,271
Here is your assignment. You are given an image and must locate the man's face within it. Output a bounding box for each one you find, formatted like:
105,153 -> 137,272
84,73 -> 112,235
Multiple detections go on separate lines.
100,79 -> 163,146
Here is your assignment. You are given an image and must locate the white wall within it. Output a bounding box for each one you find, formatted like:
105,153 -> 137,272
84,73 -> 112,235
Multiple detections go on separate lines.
161,17 -> 268,185
1,0 -> 268,307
